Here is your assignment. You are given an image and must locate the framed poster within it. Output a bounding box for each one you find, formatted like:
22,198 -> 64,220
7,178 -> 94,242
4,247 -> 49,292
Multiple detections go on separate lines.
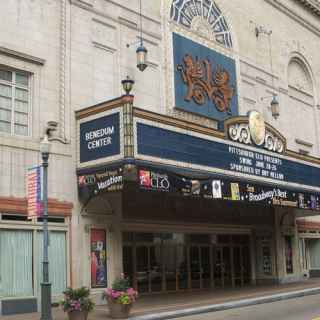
90,229 -> 107,288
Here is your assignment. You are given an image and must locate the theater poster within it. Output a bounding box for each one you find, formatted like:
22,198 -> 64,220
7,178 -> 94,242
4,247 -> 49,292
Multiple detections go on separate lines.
91,229 -> 107,288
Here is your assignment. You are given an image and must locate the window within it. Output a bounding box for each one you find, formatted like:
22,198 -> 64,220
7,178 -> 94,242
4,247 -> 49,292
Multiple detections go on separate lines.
170,0 -> 232,48
0,68 -> 30,136
0,230 -> 33,297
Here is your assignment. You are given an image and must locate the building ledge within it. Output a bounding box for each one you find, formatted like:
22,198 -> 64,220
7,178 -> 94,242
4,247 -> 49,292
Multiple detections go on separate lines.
0,46 -> 45,65
0,196 -> 73,216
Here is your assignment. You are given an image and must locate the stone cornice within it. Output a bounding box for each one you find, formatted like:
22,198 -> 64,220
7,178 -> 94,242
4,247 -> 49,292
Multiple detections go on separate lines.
265,0 -> 320,36
297,0 -> 320,16
0,46 -> 45,65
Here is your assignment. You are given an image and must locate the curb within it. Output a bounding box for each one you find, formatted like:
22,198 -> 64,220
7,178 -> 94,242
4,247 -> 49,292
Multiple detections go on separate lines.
130,287 -> 320,320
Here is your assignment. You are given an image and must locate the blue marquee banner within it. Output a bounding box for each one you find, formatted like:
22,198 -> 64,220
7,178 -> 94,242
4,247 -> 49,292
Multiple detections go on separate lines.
137,123 -> 320,189
173,32 -> 238,121
80,112 -> 120,163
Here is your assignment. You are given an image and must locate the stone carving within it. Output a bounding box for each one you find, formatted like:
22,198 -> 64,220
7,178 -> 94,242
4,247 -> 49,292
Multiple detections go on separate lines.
177,54 -> 234,112
228,115 -> 285,154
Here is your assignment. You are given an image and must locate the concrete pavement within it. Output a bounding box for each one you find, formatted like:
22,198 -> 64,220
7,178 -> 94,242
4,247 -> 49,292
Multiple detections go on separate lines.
2,279 -> 320,320
168,294 -> 320,320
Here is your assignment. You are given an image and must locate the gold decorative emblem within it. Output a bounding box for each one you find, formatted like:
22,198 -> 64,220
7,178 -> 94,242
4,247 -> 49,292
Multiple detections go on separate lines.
177,54 -> 234,113
249,111 -> 266,146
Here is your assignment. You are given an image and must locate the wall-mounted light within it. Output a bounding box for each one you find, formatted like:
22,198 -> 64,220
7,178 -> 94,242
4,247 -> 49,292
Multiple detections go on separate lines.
270,94 -> 280,119
126,0 -> 148,72
121,76 -> 135,95
261,94 -> 280,120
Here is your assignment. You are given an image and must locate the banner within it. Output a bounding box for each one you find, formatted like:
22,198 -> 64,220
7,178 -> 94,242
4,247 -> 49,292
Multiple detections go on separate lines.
78,166 -> 123,200
91,229 -> 107,288
138,166 -> 320,211
27,166 -> 42,219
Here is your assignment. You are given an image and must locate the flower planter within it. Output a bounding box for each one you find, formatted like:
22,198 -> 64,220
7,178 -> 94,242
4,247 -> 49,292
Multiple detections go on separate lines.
108,299 -> 132,319
67,310 -> 88,320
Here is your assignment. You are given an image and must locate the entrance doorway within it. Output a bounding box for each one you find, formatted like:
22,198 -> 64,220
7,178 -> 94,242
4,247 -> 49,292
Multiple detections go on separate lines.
123,232 -> 251,293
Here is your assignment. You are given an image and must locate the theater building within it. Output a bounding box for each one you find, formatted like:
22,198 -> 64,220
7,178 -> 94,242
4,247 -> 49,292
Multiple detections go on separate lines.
1,0 -> 320,315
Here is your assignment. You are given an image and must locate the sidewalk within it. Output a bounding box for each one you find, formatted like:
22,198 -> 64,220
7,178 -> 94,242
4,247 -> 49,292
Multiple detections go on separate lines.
2,279 -> 320,320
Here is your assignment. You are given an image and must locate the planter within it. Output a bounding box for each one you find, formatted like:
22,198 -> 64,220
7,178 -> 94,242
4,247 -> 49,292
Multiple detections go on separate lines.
67,310 -> 88,320
108,299 -> 132,319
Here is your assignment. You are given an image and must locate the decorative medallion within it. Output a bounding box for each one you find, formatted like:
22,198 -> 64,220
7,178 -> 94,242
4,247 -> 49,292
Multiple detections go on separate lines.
227,115 -> 285,154
248,111 -> 266,146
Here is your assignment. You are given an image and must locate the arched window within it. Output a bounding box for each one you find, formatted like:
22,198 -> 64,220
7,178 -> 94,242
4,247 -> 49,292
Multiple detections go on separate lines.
287,56 -> 316,154
170,0 -> 232,48
288,58 -> 313,96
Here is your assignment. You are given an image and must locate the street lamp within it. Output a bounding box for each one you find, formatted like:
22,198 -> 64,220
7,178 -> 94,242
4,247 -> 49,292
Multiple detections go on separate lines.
121,76 -> 135,95
40,133 -> 52,320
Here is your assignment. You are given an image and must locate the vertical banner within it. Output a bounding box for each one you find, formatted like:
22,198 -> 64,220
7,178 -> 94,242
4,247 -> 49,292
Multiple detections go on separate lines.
90,229 -> 107,288
27,166 -> 42,219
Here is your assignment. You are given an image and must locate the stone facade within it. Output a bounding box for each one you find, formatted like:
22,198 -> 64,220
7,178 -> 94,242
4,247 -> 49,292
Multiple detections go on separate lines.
1,0 -> 320,313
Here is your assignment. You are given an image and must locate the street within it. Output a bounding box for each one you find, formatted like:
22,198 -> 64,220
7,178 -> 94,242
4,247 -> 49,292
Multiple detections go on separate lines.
171,294 -> 320,320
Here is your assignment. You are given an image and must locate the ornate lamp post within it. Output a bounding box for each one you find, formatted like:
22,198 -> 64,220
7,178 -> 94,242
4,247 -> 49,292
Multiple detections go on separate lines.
40,133 -> 52,320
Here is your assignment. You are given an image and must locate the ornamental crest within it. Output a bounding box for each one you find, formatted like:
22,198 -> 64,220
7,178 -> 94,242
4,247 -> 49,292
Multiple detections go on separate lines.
177,54 -> 234,113
226,112 -> 286,154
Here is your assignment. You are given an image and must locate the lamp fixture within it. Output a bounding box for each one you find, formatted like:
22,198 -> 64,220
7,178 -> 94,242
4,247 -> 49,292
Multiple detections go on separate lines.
126,0 -> 148,72
270,94 -> 280,119
121,76 -> 135,95
137,0 -> 147,71
260,94 -> 280,120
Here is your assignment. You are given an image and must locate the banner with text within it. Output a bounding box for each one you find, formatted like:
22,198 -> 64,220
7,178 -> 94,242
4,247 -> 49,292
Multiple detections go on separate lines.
137,123 -> 320,189
27,166 -> 42,219
80,112 -> 120,163
78,166 -> 123,200
138,166 -> 320,211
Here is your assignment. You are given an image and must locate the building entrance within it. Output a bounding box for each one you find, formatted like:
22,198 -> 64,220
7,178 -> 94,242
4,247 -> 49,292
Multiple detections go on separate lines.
123,232 -> 251,293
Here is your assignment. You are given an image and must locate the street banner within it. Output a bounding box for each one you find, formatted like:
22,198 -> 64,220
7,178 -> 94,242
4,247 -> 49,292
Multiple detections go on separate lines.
27,166 -> 42,219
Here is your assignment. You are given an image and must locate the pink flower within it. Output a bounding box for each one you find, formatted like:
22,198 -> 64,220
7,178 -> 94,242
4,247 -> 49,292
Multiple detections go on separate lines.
111,290 -> 121,298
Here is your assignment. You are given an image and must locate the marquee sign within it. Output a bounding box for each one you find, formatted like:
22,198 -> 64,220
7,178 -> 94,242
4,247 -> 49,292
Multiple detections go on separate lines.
79,112 -> 120,163
138,166 -> 320,211
173,33 -> 238,121
136,122 -> 320,190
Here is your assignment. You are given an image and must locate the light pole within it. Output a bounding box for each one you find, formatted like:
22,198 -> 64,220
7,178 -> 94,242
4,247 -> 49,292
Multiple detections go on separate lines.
40,133 -> 52,320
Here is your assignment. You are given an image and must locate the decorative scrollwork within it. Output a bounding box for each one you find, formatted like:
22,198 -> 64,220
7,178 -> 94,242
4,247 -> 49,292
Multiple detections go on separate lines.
177,54 -> 234,113
228,122 -> 285,154
229,124 -> 251,144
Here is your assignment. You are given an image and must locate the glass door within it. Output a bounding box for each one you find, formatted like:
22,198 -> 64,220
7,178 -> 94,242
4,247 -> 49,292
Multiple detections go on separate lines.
136,246 -> 149,293
223,246 -> 232,287
213,247 -> 224,288
150,245 -> 162,292
233,246 -> 242,286
177,244 -> 188,290
190,246 -> 201,289
200,246 -> 211,289
163,244 -> 177,291
242,245 -> 251,285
